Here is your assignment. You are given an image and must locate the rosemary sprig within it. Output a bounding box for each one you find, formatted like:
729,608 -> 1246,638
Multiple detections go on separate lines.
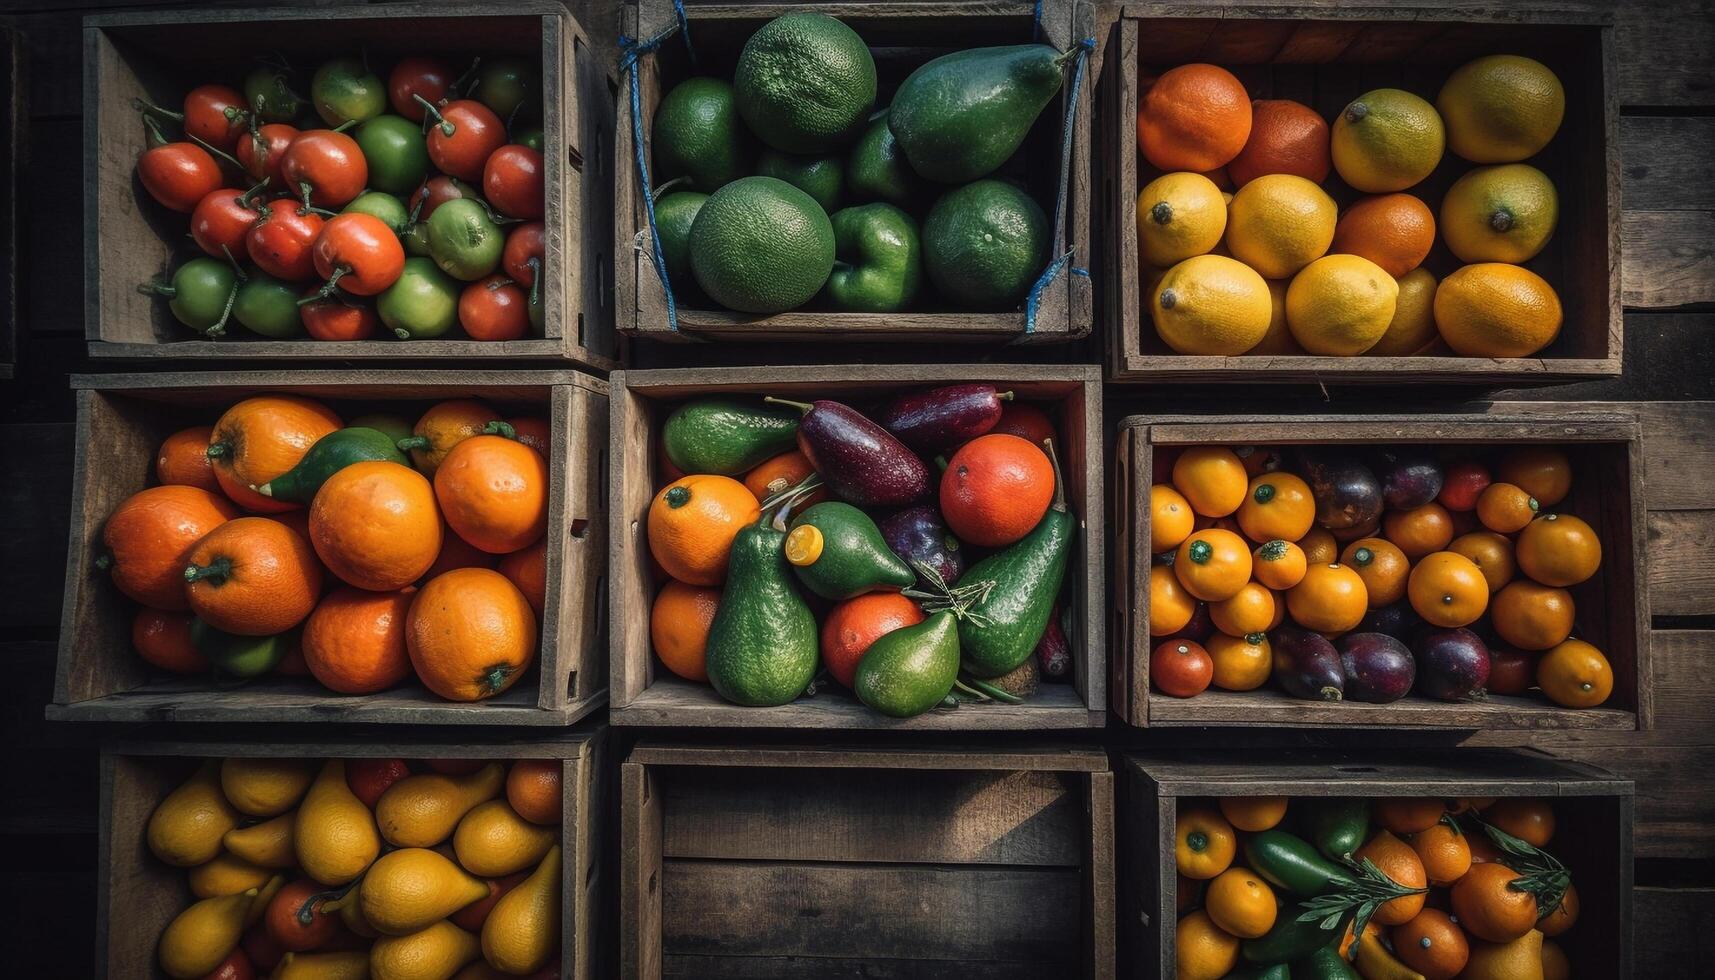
902,558 -> 994,627
1458,811 -> 1572,919
1294,856 -> 1430,946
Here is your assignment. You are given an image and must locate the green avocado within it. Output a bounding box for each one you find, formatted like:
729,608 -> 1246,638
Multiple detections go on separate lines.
888,44 -> 1069,184
654,190 -> 709,298
922,180 -> 1049,311
787,501 -> 913,599
704,513 -> 820,706
653,77 -> 752,192
190,619 -> 291,679
853,610 -> 959,717
755,149 -> 845,214
253,427 -> 409,504
847,110 -> 928,209
661,398 -> 800,476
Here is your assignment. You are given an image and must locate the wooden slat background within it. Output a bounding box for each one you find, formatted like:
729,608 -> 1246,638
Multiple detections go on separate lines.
0,0 -> 1709,972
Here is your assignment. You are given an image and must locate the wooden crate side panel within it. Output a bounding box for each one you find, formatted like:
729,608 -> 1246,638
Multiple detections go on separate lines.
540,382 -> 610,713
621,761 -> 664,980
607,377 -> 655,708
1085,769 -> 1117,980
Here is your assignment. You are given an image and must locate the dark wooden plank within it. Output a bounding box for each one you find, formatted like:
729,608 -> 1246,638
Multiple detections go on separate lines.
1623,210 -> 1715,309
0,422 -> 74,630
1636,887 -> 1715,976
627,743 -> 1110,774
1623,116 -> 1715,210
662,954 -> 1057,979
1615,0 -> 1715,106
1635,401 -> 1715,511
1647,510 -> 1715,616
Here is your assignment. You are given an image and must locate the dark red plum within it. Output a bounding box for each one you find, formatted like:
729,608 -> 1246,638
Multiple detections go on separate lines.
1357,600 -> 1423,641
1373,449 -> 1445,511
1337,632 -> 1416,703
1413,627 -> 1492,701
1291,449 -> 1382,531
878,383 -> 1011,456
1164,601 -> 1214,645
1035,604 -> 1072,679
878,504 -> 965,585
1272,626 -> 1344,702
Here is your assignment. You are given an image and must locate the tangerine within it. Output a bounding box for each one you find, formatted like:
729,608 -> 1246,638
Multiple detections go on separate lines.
1286,562 -> 1368,633
1515,513 -> 1601,587
1449,530 -> 1516,593
1536,638 -> 1613,708
941,434 -> 1055,548
1496,447 -> 1572,507
1383,502 -> 1455,560
132,608 -> 207,674
400,399 -> 504,475
1172,446 -> 1249,518
1491,580 -> 1574,651
1204,867 -> 1277,939
184,517 -> 323,635
1152,484 -> 1197,553
1299,527 -> 1338,564
1485,797 -> 1556,847
1210,582 -> 1275,637
101,485 -> 240,610
505,759 -> 562,826
301,586 -> 414,694
818,592 -> 924,689
1174,529 -> 1253,601
207,395 -> 342,513
1150,564 -> 1196,636
434,435 -> 549,554
1450,862 -> 1536,943
1355,830 -> 1428,925
1340,537 -> 1410,607
647,475 -> 760,587
1217,796 -> 1287,832
309,461 -> 443,592
1476,482 -> 1539,534
1392,907 -> 1469,980
1175,807 -> 1236,879
651,580 -> 722,683
496,538 -> 548,617
1226,99 -> 1330,187
1331,193 -> 1436,278
1252,539 -> 1307,590
1409,821 -> 1473,886
1408,551 -> 1490,628
1375,797 -> 1446,835
155,425 -> 222,494
406,567 -> 537,701
1137,64 -> 1252,172
1236,472 -> 1315,543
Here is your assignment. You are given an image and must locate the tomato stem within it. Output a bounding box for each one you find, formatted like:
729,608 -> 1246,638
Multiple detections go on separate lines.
452,56 -> 483,99
133,97 -> 185,124
237,177 -> 271,211
140,114 -> 171,149
298,266 -> 350,305
526,257 -> 542,306
414,94 -> 455,138
184,556 -> 234,585
137,277 -> 175,298
184,130 -> 246,171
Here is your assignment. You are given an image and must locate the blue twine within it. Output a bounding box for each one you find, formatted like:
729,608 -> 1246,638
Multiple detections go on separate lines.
621,0 -> 696,332
1032,0 -> 1044,41
1022,36 -> 1095,335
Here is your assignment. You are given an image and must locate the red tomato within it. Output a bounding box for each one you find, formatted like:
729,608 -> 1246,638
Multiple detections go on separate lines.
190,187 -> 264,258
408,175 -> 479,221
300,294 -> 380,341
246,198 -> 324,280
1151,639 -> 1213,697
202,948 -> 255,980
240,925 -> 284,972
483,144 -> 545,220
424,99 -> 506,181
280,129 -> 368,208
264,879 -> 341,952
309,213 -> 406,297
389,57 -> 454,120
503,222 -> 546,286
1487,645 -> 1538,696
137,117 -> 223,213
236,122 -> 298,188
345,757 -> 411,808
459,275 -> 530,341
183,83 -> 249,151
1439,459 -> 1493,512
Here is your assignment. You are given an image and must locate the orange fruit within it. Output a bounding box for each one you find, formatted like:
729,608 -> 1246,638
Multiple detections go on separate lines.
301,586 -> 414,694
1205,867 -> 1277,939
1172,446 -> 1249,518
1539,882 -> 1578,937
742,450 -> 822,510
1355,830 -> 1428,925
1515,513 -> 1601,587
1175,909 -> 1240,980
1208,632 -> 1271,691
1236,472 -> 1315,542
1175,807 -> 1236,879
101,485 -> 240,610
650,580 -> 721,683
1137,64 -> 1252,172
1299,527 -> 1338,565
647,474 -> 761,587
1491,580 -> 1574,650
1340,537 -> 1410,607
1485,797 -> 1556,847
1433,263 -> 1562,357
1383,502 -> 1455,560
1376,797 -> 1446,835
1409,821 -> 1473,886
1252,539 -> 1307,590
941,434 -> 1054,548
309,461 -> 444,592
1330,193 -> 1436,278
1476,482 -> 1539,534
1151,484 -> 1197,553
206,396 -> 344,514
1210,582 -> 1275,636
505,759 -> 562,826
505,416 -> 552,463
155,425 -> 222,494
1174,529 -> 1253,601
1536,638 -> 1613,707
1286,562 -> 1368,633
434,435 -> 549,554
1409,551 -> 1490,628
1226,99 -> 1330,187
1218,796 -> 1287,832
819,592 -> 925,688
1151,639 -> 1213,697
400,399 -> 504,475
1150,564 -> 1196,636
1496,447 -> 1572,507
1449,530 -> 1516,593
1393,908 -> 1469,980
406,567 -> 537,701
991,402 -> 1058,448
132,608 -> 207,674
496,538 -> 548,617
421,531 -> 498,583
1451,862 -> 1537,943
184,517 -> 323,635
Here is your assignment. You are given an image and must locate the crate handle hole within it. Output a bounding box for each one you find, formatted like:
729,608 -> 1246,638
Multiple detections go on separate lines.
569,518 -> 590,539
565,669 -> 577,702
648,870 -> 658,894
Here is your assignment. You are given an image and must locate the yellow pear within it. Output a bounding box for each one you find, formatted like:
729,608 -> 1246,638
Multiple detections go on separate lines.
376,763 -> 504,848
296,759 -> 381,886
450,963 -> 513,979
224,811 -> 296,869
157,886 -> 259,978
248,875 -> 286,928
453,800 -> 557,877
370,920 -> 480,980
187,851 -> 273,898
325,880 -> 381,940
1462,929 -> 1545,980
221,757 -> 317,817
149,760 -> 241,867
359,847 -> 490,936
272,949 -> 372,979
482,845 -> 560,975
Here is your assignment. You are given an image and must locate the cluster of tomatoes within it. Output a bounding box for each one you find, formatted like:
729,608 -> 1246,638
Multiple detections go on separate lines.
1148,443 -> 1614,709
134,55 -> 546,343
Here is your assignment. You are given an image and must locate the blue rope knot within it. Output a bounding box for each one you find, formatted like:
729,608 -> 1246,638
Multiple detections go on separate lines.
621,0 -> 697,332
1022,36 -> 1095,336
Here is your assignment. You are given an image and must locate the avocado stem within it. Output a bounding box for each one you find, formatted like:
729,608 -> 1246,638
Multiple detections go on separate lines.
763,396 -> 814,416
1043,437 -> 1067,513
960,674 -> 1024,704
184,556 -> 234,586
395,435 -> 429,452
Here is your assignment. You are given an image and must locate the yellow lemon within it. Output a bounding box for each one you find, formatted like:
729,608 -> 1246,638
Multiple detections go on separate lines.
1367,267 -> 1439,356
1331,89 -> 1445,192
1137,171 -> 1228,267
1434,262 -> 1562,357
1246,278 -> 1305,356
1151,254 -> 1273,355
1286,254 -> 1399,355
1175,909 -> 1240,980
1441,163 -> 1559,263
1439,54 -> 1565,163
1225,174 -> 1337,278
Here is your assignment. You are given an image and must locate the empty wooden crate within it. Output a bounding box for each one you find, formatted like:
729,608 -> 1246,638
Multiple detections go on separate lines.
85,3 -> 616,367
622,741 -> 1115,978
1120,750 -> 1632,978
610,364 -> 1105,729
51,370 -> 607,725
1113,409 -> 1649,731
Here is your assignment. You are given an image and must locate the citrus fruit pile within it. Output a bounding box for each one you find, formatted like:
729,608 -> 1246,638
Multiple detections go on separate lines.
645,384 -> 1077,717
1174,794 -> 1581,979
649,13 -> 1078,315
133,52 -> 548,342
1136,55 -> 1567,359
1149,443 -> 1614,709
144,755 -> 564,978
105,395 -> 552,703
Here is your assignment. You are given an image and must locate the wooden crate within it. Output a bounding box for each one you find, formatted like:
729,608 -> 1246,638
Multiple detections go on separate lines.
621,741 -> 1115,979
1112,408 -> 1650,730
609,364 -> 1105,729
614,0 -> 1093,344
1120,750 -> 1633,978
84,4 -> 617,369
49,370 -> 608,725
99,728 -> 609,980
1096,3 -> 1620,384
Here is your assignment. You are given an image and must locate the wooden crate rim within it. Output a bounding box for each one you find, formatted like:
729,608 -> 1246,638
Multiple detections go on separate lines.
71,369 -> 608,396
102,729 -> 605,760
619,363 -> 1102,389
1122,750 -> 1633,798
1119,405 -> 1641,434
625,742 -> 1110,772
86,2 -> 573,29
1116,1 -> 1613,26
